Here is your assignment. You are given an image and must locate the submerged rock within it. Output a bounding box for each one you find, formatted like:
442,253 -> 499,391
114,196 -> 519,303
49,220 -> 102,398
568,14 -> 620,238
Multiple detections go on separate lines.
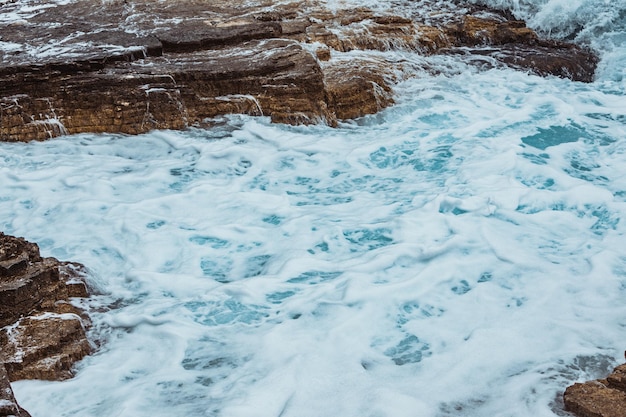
0,232 -> 92,415
0,0 -> 599,141
564,363 -> 626,417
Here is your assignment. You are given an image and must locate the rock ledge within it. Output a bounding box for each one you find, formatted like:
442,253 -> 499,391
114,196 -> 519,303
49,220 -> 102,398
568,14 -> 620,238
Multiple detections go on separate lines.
564,363 -> 626,417
0,0 -> 598,142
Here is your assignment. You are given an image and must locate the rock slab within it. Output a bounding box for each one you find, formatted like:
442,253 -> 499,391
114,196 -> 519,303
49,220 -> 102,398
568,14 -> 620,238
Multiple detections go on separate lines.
564,364 -> 626,417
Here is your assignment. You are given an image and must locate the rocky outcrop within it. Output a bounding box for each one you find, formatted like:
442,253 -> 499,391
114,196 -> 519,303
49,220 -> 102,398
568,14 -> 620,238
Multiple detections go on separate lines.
442,14 -> 598,82
0,363 -> 31,417
0,0 -> 598,142
0,232 -> 92,385
564,363 -> 626,417
0,38 -> 331,140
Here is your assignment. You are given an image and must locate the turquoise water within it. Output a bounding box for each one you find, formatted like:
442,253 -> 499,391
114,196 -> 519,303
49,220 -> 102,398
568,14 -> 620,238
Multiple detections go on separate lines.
2,0 -> 626,416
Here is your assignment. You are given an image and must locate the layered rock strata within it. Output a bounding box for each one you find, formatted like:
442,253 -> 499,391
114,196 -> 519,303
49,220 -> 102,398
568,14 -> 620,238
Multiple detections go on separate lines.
0,0 -> 598,141
0,232 -> 92,415
564,363 -> 626,417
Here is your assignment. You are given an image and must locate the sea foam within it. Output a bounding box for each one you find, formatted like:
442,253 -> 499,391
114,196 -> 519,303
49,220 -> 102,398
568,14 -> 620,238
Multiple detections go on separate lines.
3,0 -> 626,416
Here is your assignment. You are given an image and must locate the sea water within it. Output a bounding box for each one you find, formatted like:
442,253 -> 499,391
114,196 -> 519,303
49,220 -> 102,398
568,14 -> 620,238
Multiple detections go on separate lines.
2,0 -> 626,416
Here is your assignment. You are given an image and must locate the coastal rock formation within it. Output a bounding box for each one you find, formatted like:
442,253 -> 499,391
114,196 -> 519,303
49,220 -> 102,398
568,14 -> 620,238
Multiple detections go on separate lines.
0,363 -> 30,417
0,0 -> 598,141
564,363 -> 626,417
0,232 -> 92,397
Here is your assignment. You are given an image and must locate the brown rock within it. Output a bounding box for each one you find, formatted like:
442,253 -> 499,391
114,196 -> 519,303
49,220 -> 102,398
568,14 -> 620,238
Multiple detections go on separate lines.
0,39 -> 334,140
441,14 -> 598,82
0,233 -> 92,381
154,39 -> 331,125
564,381 -> 626,417
1,314 -> 91,381
0,234 -> 64,328
417,25 -> 453,52
302,10 -> 433,53
447,15 -> 538,46
306,25 -> 345,51
59,262 -> 91,299
0,0 -> 599,141
315,46 -> 332,61
493,44 -> 599,83
564,364 -> 626,417
0,363 -> 31,417
156,20 -> 282,52
323,58 -> 395,120
0,233 -> 93,416
607,364 -> 626,392
0,233 -> 41,272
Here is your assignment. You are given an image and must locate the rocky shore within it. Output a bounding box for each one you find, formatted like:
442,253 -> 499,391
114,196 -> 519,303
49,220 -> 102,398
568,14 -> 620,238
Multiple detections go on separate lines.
0,233 -> 92,417
0,0 -> 598,141
0,1 -> 614,416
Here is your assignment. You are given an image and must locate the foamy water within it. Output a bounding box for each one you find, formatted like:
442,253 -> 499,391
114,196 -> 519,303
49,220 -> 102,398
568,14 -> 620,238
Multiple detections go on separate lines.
2,0 -> 626,416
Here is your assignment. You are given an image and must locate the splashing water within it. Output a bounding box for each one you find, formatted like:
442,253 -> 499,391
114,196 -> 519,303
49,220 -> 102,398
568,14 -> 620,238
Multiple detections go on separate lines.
2,0 -> 626,416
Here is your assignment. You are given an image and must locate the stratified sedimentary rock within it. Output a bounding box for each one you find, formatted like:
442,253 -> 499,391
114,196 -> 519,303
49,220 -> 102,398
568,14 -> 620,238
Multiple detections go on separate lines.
0,232 -> 92,382
0,0 -> 599,141
564,364 -> 626,417
0,38 -> 331,140
442,13 -> 597,82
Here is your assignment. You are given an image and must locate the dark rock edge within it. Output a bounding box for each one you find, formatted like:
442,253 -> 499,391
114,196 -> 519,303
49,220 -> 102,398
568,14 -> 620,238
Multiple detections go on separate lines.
0,232 -> 92,417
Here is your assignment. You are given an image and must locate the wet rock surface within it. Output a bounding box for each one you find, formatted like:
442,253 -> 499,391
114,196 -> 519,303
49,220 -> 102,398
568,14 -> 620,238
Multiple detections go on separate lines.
0,0 -> 598,141
0,232 -> 92,415
0,363 -> 30,417
564,363 -> 626,417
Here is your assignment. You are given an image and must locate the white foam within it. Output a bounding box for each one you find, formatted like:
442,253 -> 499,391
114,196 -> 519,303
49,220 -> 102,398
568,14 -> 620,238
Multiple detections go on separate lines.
3,1 -> 626,416
472,0 -> 626,45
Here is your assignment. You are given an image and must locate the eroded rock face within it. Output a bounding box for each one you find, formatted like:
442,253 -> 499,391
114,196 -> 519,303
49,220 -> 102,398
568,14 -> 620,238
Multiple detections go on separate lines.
323,56 -> 396,121
0,0 -> 599,141
1,38 -> 330,140
0,232 -> 92,383
564,364 -> 626,417
1,314 -> 92,381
